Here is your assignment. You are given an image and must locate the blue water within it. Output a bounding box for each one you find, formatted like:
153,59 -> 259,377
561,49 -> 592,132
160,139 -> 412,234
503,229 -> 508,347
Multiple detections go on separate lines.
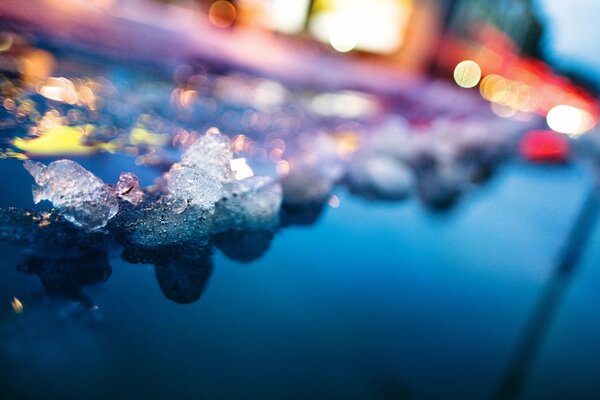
1,157 -> 599,400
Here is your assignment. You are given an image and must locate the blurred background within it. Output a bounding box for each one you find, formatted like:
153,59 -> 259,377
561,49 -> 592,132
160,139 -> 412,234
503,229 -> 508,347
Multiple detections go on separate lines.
2,1 -> 600,400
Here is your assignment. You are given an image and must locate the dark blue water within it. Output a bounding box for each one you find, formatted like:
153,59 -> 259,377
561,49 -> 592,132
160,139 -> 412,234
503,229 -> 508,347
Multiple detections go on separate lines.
1,156 -> 599,400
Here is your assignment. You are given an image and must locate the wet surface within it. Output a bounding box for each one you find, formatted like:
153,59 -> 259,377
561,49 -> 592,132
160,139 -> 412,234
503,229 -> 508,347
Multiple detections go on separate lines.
1,156 -> 600,399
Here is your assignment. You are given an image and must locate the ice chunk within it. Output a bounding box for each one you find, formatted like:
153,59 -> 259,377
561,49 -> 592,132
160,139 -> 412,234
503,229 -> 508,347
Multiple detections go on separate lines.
280,163 -> 334,205
280,133 -> 346,205
212,176 -> 282,233
346,153 -> 414,200
23,160 -> 118,230
115,199 -> 212,248
180,131 -> 233,177
163,131 -> 233,212
116,172 -> 144,206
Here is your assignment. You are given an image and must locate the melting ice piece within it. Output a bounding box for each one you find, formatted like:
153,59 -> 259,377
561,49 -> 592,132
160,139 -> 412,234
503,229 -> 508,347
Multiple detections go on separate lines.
346,152 -> 414,200
23,160 -> 118,230
164,132 -> 233,212
116,172 -> 144,206
116,199 -> 212,248
212,176 -> 282,233
280,133 -> 347,205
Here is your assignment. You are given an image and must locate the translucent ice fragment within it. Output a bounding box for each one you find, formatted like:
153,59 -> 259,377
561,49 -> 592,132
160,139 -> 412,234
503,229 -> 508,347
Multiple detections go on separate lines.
116,172 -> 144,206
117,199 -> 212,248
212,176 -> 282,233
347,153 -> 414,200
164,132 -> 233,212
23,160 -> 118,230
280,134 -> 346,205
180,131 -> 233,177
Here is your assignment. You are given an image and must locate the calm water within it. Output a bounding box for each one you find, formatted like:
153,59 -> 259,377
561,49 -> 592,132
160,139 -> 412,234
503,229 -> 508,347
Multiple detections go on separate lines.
1,156 -> 599,400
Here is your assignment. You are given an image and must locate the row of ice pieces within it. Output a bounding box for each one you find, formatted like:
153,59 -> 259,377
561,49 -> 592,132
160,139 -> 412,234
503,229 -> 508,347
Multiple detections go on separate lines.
281,117 -> 526,210
24,131 -> 282,248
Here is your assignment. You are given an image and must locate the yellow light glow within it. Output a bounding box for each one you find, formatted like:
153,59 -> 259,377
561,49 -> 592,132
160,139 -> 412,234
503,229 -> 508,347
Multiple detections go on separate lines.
332,131 -> 360,157
1,149 -> 28,160
309,0 -> 413,54
453,60 -> 481,89
12,125 -> 116,155
19,49 -> 55,88
11,297 -> 23,314
130,127 -> 169,146
547,105 -> 594,136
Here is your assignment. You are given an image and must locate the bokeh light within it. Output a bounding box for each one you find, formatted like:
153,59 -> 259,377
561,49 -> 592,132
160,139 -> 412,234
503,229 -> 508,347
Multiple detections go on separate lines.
453,60 -> 481,88
209,1 -> 237,29
546,105 -> 595,136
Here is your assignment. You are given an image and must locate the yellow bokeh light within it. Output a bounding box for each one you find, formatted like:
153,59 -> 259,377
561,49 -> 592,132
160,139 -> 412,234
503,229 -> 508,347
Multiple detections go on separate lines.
129,127 -> 169,147
11,297 -> 23,314
12,125 -> 116,155
453,60 -> 481,89
309,0 -> 413,55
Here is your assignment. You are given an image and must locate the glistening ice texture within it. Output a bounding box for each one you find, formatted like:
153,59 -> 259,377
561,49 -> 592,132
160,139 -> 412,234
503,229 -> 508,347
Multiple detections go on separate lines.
163,131 -> 233,213
24,160 -> 119,230
110,131 -> 283,249
212,176 -> 283,233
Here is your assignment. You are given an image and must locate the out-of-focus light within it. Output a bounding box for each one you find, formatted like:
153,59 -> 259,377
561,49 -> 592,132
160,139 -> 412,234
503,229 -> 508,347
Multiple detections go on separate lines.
207,127 -> 222,136
519,130 -> 570,163
480,74 -> 505,101
276,160 -> 290,176
328,195 -> 340,208
547,105 -> 594,136
311,91 -> 378,118
329,31 -> 358,53
209,1 -> 237,28
0,32 -> 13,52
37,77 -> 78,104
269,0 -> 311,34
309,0 -> 413,54
130,127 -> 169,147
490,102 -> 516,118
253,80 -> 286,108
453,60 -> 481,88
3,98 -> 16,111
11,297 -> 23,314
12,125 -> 116,156
480,73 -> 540,114
231,134 -> 248,153
230,157 -> 254,180
269,147 -> 284,161
88,0 -> 116,9
19,49 -> 55,88
332,131 -> 360,157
